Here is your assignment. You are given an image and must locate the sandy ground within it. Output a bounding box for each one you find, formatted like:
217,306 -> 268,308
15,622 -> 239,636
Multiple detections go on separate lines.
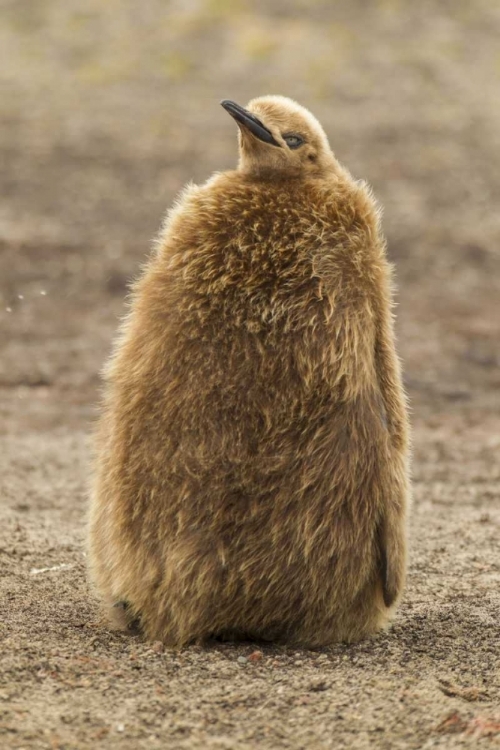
1,1 -> 499,748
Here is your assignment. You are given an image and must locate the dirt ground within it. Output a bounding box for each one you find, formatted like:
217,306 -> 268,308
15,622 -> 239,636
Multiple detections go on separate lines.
1,1 -> 499,748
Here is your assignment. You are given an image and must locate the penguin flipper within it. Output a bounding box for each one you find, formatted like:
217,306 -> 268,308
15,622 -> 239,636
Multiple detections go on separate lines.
110,600 -> 142,633
378,503 -> 406,608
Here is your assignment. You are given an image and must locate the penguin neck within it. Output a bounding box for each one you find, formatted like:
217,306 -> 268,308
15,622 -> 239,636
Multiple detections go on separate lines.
239,165 -> 302,182
237,163 -> 339,185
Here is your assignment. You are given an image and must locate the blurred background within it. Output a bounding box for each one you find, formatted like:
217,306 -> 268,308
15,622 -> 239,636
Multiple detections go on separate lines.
1,0 -> 499,432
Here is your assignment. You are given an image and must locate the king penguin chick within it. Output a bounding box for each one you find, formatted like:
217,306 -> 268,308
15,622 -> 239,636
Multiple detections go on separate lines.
88,95 -> 411,648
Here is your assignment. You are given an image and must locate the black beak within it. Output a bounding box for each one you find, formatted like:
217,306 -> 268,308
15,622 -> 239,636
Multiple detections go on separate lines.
221,100 -> 281,147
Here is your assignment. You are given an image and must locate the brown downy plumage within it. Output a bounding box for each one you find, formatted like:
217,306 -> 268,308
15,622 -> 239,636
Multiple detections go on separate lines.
88,95 -> 411,648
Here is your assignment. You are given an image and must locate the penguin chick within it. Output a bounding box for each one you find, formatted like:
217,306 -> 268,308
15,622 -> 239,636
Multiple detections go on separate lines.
88,95 -> 411,648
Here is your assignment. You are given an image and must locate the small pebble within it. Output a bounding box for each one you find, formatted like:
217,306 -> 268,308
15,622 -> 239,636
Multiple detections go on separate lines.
310,680 -> 330,692
40,290 -> 47,296
294,695 -> 311,705
248,650 -> 263,662
116,723 -> 125,733
6,307 -> 12,313
237,656 -> 248,664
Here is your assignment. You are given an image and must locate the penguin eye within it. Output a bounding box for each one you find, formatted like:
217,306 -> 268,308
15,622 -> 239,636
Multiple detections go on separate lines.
283,134 -> 304,150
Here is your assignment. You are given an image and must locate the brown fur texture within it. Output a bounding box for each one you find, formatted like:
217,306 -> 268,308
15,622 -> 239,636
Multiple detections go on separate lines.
88,95 -> 411,648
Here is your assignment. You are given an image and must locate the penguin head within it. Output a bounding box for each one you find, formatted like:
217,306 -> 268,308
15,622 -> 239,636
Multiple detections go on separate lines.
221,95 -> 336,177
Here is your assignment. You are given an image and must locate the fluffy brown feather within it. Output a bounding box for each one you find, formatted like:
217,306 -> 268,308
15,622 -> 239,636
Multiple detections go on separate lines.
88,95 -> 411,647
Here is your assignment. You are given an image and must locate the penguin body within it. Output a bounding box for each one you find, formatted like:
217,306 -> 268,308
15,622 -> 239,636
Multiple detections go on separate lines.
88,96 -> 410,647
